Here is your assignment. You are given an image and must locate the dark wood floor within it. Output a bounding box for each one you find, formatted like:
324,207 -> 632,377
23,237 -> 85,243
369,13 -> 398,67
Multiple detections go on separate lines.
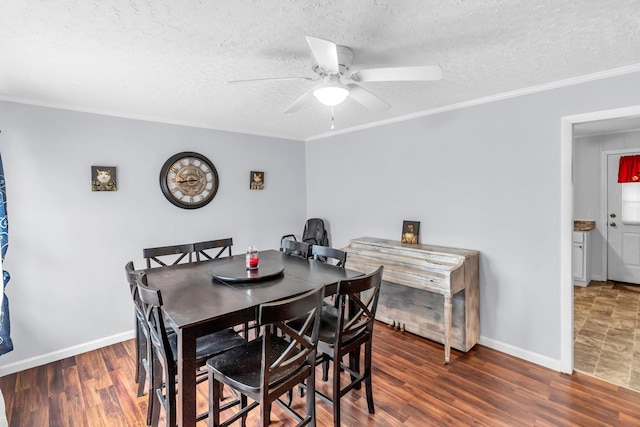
2,321 -> 640,426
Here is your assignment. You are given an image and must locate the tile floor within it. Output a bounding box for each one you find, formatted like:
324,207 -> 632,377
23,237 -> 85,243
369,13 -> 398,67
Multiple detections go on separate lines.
574,281 -> 640,392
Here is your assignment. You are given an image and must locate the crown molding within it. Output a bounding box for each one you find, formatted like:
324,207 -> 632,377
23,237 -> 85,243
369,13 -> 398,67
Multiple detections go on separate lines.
307,64 -> 640,141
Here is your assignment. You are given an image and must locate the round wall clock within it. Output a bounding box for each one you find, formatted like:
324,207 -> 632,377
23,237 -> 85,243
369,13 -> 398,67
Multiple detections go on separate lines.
159,151 -> 219,209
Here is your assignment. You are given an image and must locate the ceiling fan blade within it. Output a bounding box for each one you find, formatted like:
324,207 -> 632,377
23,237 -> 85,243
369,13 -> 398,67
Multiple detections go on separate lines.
346,84 -> 391,112
227,76 -> 314,84
283,85 -> 318,114
352,65 -> 442,82
305,36 -> 339,74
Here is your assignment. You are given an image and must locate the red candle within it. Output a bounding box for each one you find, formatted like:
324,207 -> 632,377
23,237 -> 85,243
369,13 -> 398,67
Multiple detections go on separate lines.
246,246 -> 259,270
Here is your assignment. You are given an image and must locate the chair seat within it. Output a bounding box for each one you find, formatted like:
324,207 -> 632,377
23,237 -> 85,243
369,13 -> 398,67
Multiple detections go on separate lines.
168,328 -> 245,363
206,335 -> 305,392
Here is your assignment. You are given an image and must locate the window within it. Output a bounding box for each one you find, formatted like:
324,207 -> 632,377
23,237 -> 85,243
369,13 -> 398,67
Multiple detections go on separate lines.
621,183 -> 640,224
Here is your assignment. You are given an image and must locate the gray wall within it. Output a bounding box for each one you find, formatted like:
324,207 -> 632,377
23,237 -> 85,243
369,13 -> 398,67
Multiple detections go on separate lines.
0,101 -> 307,373
2,70 -> 640,374
306,71 -> 640,366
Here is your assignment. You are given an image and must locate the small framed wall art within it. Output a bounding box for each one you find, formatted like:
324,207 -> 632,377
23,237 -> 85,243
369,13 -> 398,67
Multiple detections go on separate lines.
91,166 -> 117,191
401,220 -> 420,244
250,171 -> 264,190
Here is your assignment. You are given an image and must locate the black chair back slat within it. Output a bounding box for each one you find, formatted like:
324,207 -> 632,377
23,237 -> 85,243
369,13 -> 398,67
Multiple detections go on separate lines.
143,243 -> 194,268
311,245 -> 347,267
280,238 -> 310,259
194,238 -> 233,262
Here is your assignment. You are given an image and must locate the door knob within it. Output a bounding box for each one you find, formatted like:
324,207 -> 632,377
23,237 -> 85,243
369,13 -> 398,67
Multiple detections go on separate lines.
610,213 -> 617,218
610,222 -> 617,227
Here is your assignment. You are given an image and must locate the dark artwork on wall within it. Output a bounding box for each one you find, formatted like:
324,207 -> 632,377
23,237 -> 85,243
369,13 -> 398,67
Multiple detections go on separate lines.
250,171 -> 264,190
91,166 -> 117,191
401,220 -> 420,244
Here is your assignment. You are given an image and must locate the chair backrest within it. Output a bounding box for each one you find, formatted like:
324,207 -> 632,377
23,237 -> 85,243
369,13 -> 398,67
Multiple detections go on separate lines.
301,218 -> 328,247
311,245 -> 347,268
136,273 -> 174,370
334,266 -> 384,346
257,286 -> 324,391
125,261 -> 142,307
194,238 -> 233,262
143,243 -> 194,268
280,238 -> 310,259
125,261 -> 138,293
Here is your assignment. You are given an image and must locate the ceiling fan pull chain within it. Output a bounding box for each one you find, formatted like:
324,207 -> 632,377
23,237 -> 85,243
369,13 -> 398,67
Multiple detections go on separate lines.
330,106 -> 335,130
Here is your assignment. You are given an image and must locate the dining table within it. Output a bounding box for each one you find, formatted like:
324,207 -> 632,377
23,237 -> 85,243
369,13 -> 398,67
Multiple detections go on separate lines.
143,249 -> 363,427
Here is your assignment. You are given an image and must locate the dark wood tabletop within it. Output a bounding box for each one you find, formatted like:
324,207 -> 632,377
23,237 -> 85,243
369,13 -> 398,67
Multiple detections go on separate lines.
143,249 -> 362,426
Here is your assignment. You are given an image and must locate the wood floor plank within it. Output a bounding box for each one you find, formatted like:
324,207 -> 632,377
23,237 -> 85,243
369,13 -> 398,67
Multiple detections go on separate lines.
80,377 -> 105,411
24,405 -> 48,427
64,393 -> 90,427
84,404 -> 108,427
75,350 -> 111,389
46,361 -> 65,397
108,368 -> 146,427
62,364 -> 83,402
48,392 -> 69,427
99,385 -> 129,426
2,321 -> 640,426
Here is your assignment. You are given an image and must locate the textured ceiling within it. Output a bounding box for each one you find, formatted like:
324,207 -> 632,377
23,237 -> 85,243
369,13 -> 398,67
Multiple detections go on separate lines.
1,1 -> 640,141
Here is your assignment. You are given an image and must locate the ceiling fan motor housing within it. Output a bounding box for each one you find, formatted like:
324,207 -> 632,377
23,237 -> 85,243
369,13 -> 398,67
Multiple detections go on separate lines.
312,45 -> 353,77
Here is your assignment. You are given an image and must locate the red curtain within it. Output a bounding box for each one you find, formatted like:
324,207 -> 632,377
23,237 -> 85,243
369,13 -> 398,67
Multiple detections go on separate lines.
618,155 -> 640,183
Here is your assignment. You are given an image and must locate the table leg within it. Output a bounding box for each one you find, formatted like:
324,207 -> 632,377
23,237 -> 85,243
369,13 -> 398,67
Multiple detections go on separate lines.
178,329 -> 197,426
443,296 -> 452,365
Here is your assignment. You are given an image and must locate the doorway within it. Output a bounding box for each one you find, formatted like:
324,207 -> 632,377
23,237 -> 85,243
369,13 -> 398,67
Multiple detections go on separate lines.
573,145 -> 640,390
560,105 -> 640,374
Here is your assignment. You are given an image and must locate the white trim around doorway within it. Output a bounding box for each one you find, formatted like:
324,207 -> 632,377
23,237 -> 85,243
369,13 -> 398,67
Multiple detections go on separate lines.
560,105 -> 640,374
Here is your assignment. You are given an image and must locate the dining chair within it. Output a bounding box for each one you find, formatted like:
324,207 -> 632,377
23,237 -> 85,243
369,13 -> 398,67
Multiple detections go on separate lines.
143,243 -> 195,268
206,285 -> 325,427
194,238 -> 233,262
124,261 -> 156,425
313,266 -> 383,427
311,245 -> 347,267
136,272 -> 246,427
280,238 -> 310,259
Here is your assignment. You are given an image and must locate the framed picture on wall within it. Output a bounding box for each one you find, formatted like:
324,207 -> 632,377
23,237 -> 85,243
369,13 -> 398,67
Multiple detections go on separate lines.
91,166 -> 117,191
250,171 -> 264,190
401,220 -> 420,244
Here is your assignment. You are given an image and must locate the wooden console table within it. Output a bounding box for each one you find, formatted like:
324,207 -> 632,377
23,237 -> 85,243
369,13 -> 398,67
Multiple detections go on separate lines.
343,237 -> 479,364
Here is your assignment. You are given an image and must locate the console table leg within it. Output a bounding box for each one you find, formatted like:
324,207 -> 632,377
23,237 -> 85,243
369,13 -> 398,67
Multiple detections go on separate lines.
444,296 -> 452,365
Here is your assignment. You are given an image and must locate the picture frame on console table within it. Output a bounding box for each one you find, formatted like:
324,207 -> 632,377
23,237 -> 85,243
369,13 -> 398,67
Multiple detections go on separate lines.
401,220 -> 420,244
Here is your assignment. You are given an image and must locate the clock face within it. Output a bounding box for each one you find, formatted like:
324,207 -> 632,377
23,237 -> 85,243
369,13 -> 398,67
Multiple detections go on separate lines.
159,152 -> 219,209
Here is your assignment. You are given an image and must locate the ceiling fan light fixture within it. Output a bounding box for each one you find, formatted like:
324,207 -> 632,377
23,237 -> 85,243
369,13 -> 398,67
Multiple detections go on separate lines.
313,82 -> 349,106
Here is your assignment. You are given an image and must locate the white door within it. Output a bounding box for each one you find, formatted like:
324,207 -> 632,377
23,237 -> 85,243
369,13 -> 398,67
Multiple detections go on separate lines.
607,152 -> 640,283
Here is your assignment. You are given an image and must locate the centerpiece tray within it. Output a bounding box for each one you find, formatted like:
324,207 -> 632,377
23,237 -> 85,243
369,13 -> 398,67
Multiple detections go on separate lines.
211,256 -> 284,283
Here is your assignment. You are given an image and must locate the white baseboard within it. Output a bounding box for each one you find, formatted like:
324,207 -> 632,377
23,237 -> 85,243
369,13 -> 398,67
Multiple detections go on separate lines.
0,330 -> 564,377
0,330 -> 135,377
478,335 -> 563,372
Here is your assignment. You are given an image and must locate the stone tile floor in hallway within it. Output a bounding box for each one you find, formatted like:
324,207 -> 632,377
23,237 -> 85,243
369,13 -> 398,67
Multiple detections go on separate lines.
574,281 -> 640,392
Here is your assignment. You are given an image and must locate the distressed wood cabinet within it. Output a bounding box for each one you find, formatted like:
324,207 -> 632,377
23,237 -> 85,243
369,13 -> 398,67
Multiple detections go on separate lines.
343,237 -> 479,364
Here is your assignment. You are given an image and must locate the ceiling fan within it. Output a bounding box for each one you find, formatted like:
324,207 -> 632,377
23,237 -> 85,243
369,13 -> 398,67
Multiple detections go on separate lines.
228,36 -> 443,114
